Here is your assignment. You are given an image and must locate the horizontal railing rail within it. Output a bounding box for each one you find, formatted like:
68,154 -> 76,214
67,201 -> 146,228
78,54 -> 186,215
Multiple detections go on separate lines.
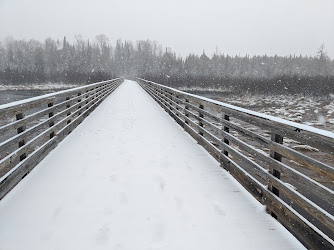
0,78 -> 124,199
136,77 -> 334,249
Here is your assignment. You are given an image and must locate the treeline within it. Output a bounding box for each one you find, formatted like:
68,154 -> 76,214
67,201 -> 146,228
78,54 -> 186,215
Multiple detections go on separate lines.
0,35 -> 333,95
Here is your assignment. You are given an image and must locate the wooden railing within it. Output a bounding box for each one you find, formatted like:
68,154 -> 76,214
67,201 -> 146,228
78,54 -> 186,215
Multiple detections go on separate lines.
136,77 -> 334,249
0,78 -> 123,199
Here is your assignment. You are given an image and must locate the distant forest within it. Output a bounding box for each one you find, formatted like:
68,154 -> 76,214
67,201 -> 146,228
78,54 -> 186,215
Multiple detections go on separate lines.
0,35 -> 333,95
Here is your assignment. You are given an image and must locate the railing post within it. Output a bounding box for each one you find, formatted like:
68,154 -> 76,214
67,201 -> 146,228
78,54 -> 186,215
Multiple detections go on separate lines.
103,83 -> 107,97
93,87 -> 97,103
85,89 -> 89,109
175,95 -> 180,116
16,112 -> 26,161
185,99 -> 189,124
66,96 -> 72,124
155,86 -> 159,98
163,88 -> 168,103
223,114 -> 230,156
175,95 -> 179,110
77,92 -> 82,115
199,104 -> 204,136
169,91 -> 173,111
160,88 -> 164,100
48,102 -> 55,139
268,132 -> 283,219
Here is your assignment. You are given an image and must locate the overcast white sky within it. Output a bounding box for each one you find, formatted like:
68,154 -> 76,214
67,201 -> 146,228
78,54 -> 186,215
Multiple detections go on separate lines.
0,0 -> 333,58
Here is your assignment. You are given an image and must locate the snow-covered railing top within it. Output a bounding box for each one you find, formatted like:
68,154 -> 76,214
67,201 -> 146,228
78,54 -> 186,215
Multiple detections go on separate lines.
136,77 -> 334,249
0,78 -> 121,112
137,78 -> 334,147
0,78 -> 123,199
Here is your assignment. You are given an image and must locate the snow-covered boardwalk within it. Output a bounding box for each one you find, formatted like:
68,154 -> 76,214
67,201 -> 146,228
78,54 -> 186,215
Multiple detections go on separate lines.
0,80 -> 303,249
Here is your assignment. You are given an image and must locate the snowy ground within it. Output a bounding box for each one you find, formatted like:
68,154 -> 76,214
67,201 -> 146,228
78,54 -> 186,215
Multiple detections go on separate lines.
219,94 -> 334,132
0,82 -> 79,91
0,80 -> 304,250
184,88 -> 334,132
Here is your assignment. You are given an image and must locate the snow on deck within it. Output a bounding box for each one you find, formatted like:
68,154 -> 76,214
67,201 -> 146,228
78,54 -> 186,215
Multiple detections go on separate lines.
0,80 -> 304,250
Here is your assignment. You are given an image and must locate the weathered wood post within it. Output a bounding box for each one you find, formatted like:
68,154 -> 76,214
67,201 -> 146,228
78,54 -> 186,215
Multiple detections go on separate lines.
48,102 -> 55,139
77,92 -> 82,116
66,96 -> 72,124
268,132 -> 283,219
169,91 -> 173,111
199,104 -> 204,136
85,89 -> 90,109
163,89 -> 169,109
158,87 -> 162,99
103,83 -> 107,97
223,114 -> 230,156
175,95 -> 179,110
156,86 -> 160,99
92,87 -> 97,104
163,88 -> 168,105
175,94 -> 180,116
100,84 -> 104,98
16,112 -> 26,161
185,99 -> 190,124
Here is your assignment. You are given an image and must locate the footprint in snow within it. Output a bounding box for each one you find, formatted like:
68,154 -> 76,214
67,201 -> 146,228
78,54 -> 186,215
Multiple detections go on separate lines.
213,201 -> 226,216
113,243 -> 123,250
96,224 -> 111,245
152,223 -> 165,243
158,177 -> 166,191
53,206 -> 62,219
40,231 -> 54,241
174,196 -> 183,211
119,192 -> 128,205
109,174 -> 117,182
104,207 -> 113,215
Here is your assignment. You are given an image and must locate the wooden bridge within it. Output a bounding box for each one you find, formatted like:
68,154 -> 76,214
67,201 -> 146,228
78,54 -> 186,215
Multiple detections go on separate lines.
0,78 -> 333,249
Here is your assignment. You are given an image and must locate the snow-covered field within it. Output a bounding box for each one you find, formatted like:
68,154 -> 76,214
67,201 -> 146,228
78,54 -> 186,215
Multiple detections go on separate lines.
0,80 -> 304,250
187,90 -> 334,132
0,83 -> 83,105
181,89 -> 334,189
221,94 -> 334,130
180,85 -> 334,132
0,82 -> 80,91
